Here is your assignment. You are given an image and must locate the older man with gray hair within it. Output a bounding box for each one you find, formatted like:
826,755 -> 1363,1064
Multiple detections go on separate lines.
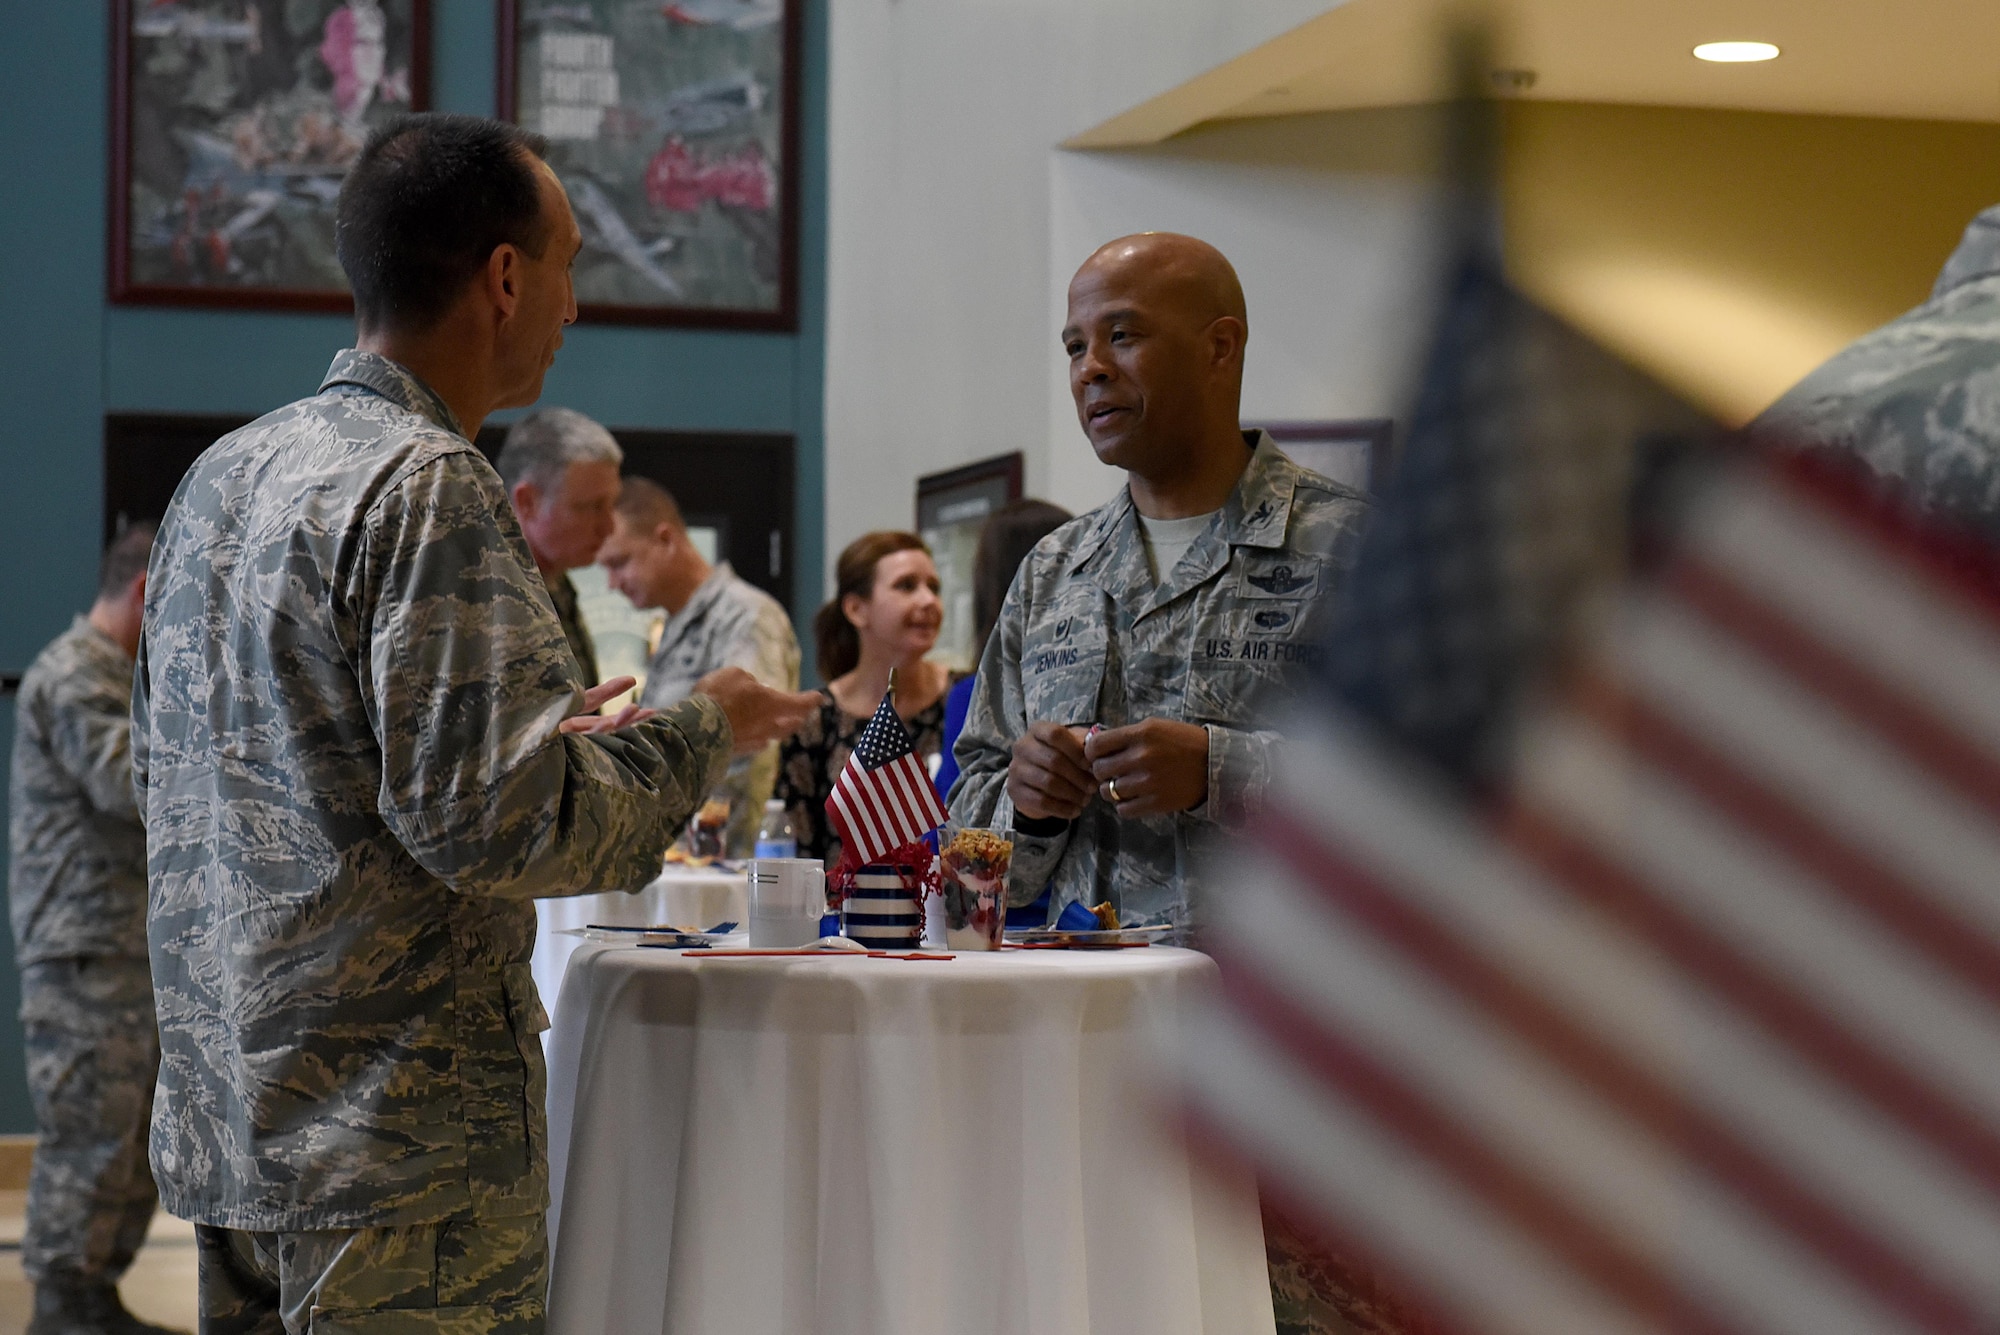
498,406 -> 624,683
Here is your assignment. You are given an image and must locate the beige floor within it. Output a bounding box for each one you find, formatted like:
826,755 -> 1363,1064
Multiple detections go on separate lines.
0,1190 -> 198,1333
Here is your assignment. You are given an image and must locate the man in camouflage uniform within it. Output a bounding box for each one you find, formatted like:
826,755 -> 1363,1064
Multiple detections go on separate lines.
8,523 -> 181,1335
497,407 -> 626,685
949,233 -> 1368,933
598,475 -> 802,853
1754,203 -> 2000,528
132,114 -> 814,1334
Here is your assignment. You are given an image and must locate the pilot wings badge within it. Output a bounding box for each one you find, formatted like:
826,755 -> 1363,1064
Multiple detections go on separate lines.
1239,556 -> 1320,598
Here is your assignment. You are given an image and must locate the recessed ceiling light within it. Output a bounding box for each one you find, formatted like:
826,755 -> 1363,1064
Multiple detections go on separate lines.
1694,41 -> 1780,63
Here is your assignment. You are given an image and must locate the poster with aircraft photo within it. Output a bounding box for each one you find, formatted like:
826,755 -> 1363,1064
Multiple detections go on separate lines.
111,0 -> 431,309
499,0 -> 799,329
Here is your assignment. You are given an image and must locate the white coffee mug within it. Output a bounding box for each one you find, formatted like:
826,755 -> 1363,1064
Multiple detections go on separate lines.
748,858 -> 826,948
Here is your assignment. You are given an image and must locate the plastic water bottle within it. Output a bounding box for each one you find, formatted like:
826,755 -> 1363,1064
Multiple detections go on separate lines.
753,799 -> 798,859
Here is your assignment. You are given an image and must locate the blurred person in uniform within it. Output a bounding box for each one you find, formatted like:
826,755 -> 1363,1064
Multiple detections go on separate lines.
950,233 -> 1369,934
8,522 -> 183,1335
1754,203 -> 2000,529
496,406 -> 624,683
774,532 -> 957,867
597,475 -> 801,853
133,113 -> 815,1333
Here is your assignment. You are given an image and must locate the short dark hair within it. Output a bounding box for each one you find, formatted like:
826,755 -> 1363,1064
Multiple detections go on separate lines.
98,521 -> 156,600
614,475 -> 685,533
336,113 -> 553,334
973,500 -> 1071,657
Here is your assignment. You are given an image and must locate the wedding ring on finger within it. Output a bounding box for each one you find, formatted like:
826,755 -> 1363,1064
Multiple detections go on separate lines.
1105,776 -> 1122,803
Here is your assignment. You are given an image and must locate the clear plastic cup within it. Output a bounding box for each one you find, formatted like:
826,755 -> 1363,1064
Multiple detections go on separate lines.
939,828 -> 1014,951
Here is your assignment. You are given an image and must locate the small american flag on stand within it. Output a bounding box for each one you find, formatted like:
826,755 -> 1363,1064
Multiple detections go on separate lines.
1179,246 -> 2000,1334
826,683 -> 949,870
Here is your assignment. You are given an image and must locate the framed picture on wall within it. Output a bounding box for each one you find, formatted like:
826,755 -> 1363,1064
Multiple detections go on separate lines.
916,452 -> 1024,672
109,0 -> 432,310
496,0 -> 801,330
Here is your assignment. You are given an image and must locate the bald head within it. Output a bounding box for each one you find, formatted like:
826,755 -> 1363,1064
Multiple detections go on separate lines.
1062,233 -> 1252,503
1075,232 -> 1248,332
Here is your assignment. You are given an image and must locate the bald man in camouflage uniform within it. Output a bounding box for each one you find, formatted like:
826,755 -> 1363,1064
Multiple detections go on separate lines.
134,114 -> 812,1334
1754,203 -> 2000,526
950,234 -> 1368,935
8,524 -> 181,1335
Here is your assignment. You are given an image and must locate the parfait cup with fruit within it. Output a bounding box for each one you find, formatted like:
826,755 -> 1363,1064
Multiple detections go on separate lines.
940,826 -> 1014,951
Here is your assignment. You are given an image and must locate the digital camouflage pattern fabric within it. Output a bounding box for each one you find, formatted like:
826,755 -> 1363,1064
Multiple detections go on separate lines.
134,350 -> 732,1232
639,562 -> 800,854
8,615 -> 163,1289
949,434 -> 1368,931
7,616 -> 148,966
19,957 -> 159,1287
545,570 -> 600,687
1753,203 -> 2000,530
195,1209 -> 545,1335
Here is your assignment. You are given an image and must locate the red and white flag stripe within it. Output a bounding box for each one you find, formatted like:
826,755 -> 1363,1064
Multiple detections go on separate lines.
827,750 -> 944,864
1182,461 -> 2000,1335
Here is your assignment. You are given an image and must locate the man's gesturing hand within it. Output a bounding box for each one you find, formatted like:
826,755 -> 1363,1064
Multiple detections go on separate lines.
1086,719 -> 1209,819
695,667 -> 820,754
560,676 -> 660,735
1007,721 -> 1096,822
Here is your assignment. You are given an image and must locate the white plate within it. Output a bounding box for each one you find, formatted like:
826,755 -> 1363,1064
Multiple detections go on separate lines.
1003,925 -> 1174,948
572,925 -> 743,947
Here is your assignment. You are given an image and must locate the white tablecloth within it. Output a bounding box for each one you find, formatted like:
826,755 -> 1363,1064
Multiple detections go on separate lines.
544,942 -> 1274,1335
531,868 -> 748,1034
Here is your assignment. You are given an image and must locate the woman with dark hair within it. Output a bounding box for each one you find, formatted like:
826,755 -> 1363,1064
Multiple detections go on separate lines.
775,531 -> 958,866
934,499 -> 1073,801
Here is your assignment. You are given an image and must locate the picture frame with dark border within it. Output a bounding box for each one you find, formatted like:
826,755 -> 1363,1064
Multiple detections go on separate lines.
496,0 -> 801,331
109,0 -> 433,311
916,451 -> 1024,672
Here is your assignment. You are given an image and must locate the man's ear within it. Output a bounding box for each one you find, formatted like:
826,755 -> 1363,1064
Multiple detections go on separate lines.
488,243 -> 523,322
1208,315 -> 1247,373
511,478 -> 540,520
128,571 -> 147,607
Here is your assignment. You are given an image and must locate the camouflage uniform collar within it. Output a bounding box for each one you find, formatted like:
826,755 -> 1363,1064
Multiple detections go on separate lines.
1932,205 -> 2000,299
319,350 -> 465,438
1214,431 -> 1298,551
1065,429 -> 1294,576
667,561 -> 737,632
71,612 -> 131,664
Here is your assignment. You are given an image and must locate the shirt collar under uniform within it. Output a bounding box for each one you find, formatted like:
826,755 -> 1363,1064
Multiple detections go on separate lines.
319,350 -> 465,438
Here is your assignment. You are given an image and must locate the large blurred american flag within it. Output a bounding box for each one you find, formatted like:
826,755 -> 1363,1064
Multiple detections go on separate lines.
1182,255 -> 2000,1335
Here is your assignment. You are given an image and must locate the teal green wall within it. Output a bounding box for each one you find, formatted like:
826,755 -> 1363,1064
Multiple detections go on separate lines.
0,0 -> 827,1134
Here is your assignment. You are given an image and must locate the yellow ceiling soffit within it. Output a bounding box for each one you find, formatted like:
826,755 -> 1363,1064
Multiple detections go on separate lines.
1068,0 -> 2000,150
1065,5 -> 1391,148
1063,0 -> 1456,150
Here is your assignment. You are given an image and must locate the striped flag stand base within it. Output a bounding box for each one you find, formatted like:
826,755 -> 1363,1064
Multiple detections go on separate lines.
840,864 -> 926,949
